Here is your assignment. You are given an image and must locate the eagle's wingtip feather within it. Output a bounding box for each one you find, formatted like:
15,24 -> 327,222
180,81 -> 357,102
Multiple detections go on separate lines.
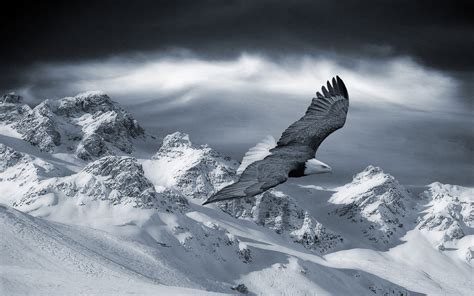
335,76 -> 348,99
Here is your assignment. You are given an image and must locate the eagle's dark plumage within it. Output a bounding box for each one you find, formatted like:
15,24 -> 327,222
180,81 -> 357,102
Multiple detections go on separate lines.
203,76 -> 349,205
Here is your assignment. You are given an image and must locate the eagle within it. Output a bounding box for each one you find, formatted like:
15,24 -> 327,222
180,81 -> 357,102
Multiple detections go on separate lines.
203,76 -> 349,205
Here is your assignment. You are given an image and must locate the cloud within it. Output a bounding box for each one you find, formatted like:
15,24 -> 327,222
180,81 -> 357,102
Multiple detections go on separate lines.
24,53 -> 457,110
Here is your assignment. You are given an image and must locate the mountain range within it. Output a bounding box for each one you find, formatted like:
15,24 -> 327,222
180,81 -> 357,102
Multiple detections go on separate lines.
0,92 -> 472,295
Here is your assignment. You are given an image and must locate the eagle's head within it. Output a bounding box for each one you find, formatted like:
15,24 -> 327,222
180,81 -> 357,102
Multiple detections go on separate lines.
304,159 -> 332,175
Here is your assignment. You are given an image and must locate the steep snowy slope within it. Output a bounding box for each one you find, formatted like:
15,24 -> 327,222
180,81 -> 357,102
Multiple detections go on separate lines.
0,204 -> 227,296
1,201 -> 419,296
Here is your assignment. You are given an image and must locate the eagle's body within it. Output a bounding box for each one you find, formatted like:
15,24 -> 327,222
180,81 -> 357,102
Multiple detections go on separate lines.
203,76 -> 349,205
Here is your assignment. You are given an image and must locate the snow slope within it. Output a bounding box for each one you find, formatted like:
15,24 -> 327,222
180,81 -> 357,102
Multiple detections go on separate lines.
0,204 -> 225,295
1,92 -> 472,295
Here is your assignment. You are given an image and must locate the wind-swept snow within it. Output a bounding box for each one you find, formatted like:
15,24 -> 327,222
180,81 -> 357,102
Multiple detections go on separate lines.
0,205 -> 226,296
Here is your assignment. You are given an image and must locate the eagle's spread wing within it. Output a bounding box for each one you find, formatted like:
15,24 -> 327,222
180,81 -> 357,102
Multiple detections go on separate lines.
277,76 -> 349,148
237,135 -> 277,175
203,76 -> 349,205
202,144 -> 314,205
202,152 -> 298,205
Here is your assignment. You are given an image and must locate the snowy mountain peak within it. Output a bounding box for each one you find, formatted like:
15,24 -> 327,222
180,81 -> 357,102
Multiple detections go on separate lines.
159,131 -> 193,150
145,132 -> 239,199
333,165 -> 409,203
422,182 -> 473,202
352,165 -> 388,182
418,182 -> 473,243
330,165 -> 412,245
48,91 -> 122,116
0,91 -> 146,160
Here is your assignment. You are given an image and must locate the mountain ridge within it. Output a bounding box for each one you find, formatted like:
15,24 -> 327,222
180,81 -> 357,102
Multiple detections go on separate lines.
0,92 -> 471,295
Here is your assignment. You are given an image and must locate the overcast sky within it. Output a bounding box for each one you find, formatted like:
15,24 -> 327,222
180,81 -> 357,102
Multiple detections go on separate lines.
1,0 -> 473,186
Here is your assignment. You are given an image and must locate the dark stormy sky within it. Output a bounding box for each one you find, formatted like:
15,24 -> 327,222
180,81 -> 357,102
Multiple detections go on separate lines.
1,0 -> 473,186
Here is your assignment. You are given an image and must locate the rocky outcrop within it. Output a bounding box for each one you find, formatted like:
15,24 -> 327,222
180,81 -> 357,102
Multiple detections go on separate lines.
0,144 -> 64,206
0,144 -> 24,172
221,190 -> 343,254
15,101 -> 62,152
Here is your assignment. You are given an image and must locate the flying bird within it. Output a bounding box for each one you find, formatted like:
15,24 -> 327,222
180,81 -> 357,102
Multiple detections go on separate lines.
203,76 -> 349,205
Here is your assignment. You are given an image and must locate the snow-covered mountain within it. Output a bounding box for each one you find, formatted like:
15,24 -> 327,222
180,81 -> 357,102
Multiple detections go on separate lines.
0,93 -> 472,295
1,91 -> 149,160
143,131 -> 239,199
417,182 -> 473,262
14,155 -> 188,212
330,165 -> 414,246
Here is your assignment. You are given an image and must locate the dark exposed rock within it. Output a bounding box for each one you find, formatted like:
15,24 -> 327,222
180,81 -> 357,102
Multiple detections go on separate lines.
76,134 -> 112,160
231,284 -> 248,294
14,102 -> 62,152
0,144 -> 23,172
